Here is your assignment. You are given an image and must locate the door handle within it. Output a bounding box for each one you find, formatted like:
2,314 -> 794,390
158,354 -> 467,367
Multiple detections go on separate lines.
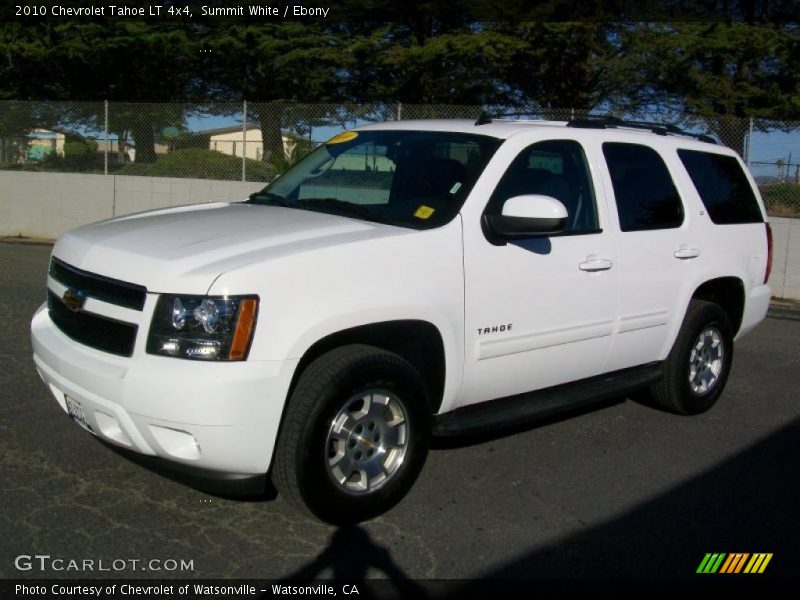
674,246 -> 700,260
579,256 -> 613,272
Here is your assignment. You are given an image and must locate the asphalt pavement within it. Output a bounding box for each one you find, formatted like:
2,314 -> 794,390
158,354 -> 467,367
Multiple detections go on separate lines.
2,243 -> 799,582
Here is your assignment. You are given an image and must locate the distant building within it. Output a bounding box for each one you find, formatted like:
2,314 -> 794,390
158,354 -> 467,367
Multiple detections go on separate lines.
26,129 -> 65,160
95,138 -> 137,162
183,124 -> 299,160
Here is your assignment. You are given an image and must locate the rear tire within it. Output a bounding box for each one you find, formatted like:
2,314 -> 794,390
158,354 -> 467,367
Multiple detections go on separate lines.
272,344 -> 431,523
650,300 -> 734,415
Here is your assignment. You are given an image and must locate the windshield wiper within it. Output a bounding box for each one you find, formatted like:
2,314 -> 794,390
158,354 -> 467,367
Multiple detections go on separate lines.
296,197 -> 375,220
247,191 -> 294,207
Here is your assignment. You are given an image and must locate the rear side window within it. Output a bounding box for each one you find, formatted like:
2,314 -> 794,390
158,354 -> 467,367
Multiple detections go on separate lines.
677,149 -> 763,224
603,143 -> 684,232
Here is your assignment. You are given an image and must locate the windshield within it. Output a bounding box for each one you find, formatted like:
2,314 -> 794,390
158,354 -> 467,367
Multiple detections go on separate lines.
247,130 -> 502,229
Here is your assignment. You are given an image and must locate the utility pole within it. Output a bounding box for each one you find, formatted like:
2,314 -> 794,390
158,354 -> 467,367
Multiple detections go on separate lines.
104,100 -> 109,175
242,100 -> 248,182
787,151 -> 792,181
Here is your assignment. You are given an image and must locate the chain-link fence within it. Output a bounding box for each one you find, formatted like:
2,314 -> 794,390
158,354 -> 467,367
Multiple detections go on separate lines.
1,101 -> 798,217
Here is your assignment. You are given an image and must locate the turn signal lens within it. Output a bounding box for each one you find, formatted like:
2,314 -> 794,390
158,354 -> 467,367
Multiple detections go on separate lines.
229,299 -> 258,360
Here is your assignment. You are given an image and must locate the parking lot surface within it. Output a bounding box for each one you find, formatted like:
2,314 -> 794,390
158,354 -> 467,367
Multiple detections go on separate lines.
2,243 -> 799,580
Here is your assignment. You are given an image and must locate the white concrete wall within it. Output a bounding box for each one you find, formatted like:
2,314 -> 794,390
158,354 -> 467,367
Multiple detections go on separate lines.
768,217 -> 800,301
0,171 -> 263,240
2,171 -> 799,301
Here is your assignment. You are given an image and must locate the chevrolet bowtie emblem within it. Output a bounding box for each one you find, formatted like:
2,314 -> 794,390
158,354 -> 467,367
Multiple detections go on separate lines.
62,288 -> 86,312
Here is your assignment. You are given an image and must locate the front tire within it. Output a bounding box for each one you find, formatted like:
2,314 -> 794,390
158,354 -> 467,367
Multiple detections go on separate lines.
272,344 -> 431,523
650,300 -> 734,415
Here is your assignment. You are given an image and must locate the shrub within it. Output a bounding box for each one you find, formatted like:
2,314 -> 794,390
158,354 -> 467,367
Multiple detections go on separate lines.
116,148 -> 278,181
64,138 -> 98,157
759,183 -> 800,218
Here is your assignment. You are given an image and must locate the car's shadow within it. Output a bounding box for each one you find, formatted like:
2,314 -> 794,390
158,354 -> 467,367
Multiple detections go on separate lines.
101,441 -> 277,501
99,393 -> 637,501
431,394 -> 630,449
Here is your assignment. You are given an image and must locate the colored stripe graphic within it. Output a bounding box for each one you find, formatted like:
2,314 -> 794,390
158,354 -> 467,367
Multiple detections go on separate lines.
697,554 -> 713,573
698,552 -> 773,574
719,554 -> 735,573
697,553 -> 727,573
720,553 -> 749,573
744,553 -> 773,574
733,553 -> 750,573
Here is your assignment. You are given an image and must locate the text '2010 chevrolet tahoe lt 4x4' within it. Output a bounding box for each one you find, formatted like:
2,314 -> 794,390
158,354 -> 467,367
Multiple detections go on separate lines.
31,116 -> 772,522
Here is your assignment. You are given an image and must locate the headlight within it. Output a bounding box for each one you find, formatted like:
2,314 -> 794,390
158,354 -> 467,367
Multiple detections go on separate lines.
146,295 -> 258,361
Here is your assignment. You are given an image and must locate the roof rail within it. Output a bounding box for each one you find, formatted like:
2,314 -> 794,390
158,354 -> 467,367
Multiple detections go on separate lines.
475,111 -> 493,126
474,111 -> 550,126
567,115 -> 718,144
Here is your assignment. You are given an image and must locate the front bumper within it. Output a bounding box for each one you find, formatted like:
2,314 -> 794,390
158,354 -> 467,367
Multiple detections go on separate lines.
31,303 -> 297,476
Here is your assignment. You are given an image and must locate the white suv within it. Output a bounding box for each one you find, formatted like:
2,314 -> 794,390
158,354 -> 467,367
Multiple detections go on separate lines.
31,117 -> 772,522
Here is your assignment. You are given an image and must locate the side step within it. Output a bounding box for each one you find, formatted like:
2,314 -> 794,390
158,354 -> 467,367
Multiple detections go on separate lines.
434,362 -> 663,436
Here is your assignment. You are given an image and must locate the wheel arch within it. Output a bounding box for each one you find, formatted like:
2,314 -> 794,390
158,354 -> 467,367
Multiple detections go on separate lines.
690,277 -> 746,336
287,320 -> 448,414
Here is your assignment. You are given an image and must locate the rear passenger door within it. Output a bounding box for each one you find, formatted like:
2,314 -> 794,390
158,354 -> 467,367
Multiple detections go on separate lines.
600,142 -> 702,371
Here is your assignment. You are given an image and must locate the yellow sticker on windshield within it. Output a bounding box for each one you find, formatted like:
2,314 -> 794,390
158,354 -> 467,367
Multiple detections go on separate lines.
326,131 -> 358,144
414,205 -> 435,219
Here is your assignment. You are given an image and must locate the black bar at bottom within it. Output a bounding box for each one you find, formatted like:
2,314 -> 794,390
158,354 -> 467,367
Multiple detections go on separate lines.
4,578 -> 800,600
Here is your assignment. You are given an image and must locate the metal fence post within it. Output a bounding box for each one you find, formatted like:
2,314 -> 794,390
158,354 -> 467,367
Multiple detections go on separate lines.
242,100 -> 247,182
747,117 -> 754,169
104,100 -> 109,175
397,102 -> 402,121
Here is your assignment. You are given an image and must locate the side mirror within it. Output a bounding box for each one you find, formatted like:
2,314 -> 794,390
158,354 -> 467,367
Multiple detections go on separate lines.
485,195 -> 568,239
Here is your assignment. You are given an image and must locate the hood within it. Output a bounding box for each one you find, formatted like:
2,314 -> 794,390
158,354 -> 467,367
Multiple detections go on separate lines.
52,202 -> 404,294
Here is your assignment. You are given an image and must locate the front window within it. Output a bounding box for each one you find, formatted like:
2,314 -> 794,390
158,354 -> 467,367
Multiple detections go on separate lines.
247,130 -> 502,229
486,139 -> 600,234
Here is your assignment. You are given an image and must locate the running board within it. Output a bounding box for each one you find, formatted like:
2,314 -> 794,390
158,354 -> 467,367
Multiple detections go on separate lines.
434,362 -> 663,436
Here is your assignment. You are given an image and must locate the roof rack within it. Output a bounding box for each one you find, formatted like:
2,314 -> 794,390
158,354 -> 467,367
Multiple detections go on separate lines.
566,115 -> 718,144
475,111 -> 551,125
474,111 -> 718,144
475,111 -> 494,126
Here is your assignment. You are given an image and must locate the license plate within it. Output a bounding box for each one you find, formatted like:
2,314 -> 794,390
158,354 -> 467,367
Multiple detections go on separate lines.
65,396 -> 93,432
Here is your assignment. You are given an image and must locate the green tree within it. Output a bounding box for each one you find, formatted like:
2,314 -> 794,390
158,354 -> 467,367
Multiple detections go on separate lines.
199,22 -> 351,161
609,23 -> 800,152
3,15 -> 798,163
492,22 -> 626,115
0,20 -> 195,162
352,27 -> 524,106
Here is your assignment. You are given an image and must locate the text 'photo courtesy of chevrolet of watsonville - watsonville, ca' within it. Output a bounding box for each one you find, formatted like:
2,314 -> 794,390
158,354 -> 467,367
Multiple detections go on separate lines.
31,115 -> 773,523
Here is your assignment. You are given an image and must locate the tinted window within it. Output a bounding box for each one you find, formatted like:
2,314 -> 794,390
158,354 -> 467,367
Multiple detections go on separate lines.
603,143 -> 684,232
487,140 -> 599,233
678,149 -> 763,224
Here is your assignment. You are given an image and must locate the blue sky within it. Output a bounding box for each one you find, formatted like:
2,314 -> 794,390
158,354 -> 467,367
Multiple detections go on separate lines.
749,130 -> 800,179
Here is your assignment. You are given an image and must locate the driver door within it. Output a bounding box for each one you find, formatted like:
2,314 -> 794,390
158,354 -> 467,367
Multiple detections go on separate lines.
459,137 -> 618,407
